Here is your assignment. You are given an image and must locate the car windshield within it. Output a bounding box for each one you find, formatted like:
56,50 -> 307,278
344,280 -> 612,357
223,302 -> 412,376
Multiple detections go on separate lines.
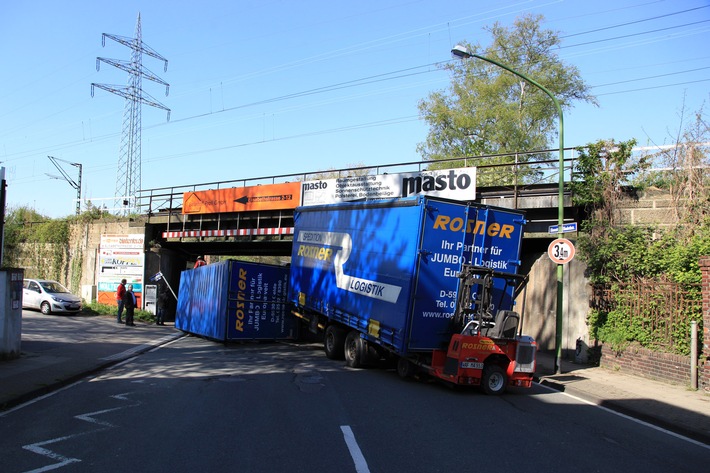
39,281 -> 70,294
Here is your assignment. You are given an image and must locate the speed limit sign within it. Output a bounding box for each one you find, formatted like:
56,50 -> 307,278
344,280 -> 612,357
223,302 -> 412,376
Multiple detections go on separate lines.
548,238 -> 576,264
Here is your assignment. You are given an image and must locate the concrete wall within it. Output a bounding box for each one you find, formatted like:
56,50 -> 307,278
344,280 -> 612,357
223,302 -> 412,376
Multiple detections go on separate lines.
518,252 -> 590,360
68,220 -> 138,290
617,187 -> 679,228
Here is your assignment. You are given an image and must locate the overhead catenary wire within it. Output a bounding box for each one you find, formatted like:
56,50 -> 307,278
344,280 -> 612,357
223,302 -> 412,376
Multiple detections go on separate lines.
3,1 -> 708,200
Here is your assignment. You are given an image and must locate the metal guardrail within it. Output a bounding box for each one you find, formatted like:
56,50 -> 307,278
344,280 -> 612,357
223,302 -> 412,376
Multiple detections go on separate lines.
137,149 -> 580,217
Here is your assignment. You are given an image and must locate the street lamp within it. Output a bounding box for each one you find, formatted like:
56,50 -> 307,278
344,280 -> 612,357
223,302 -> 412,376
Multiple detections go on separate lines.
451,44 -> 566,374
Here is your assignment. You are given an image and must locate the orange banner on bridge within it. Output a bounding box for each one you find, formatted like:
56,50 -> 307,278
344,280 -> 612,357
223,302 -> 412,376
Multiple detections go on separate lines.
182,182 -> 301,215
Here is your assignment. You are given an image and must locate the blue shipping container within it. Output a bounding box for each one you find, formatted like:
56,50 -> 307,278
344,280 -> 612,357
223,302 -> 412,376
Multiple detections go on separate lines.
176,260 -> 296,341
288,196 -> 525,355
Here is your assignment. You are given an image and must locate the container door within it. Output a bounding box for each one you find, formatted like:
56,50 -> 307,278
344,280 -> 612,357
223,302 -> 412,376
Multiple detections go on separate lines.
225,261 -> 296,340
465,206 -> 525,317
407,200 -> 470,351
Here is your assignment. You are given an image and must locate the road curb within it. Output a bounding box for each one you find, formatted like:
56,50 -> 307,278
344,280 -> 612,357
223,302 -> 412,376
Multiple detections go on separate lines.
0,332 -> 186,413
536,377 -> 710,446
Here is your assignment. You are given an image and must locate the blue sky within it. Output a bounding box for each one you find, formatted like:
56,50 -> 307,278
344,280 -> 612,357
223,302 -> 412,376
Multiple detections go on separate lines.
1,0 -> 708,218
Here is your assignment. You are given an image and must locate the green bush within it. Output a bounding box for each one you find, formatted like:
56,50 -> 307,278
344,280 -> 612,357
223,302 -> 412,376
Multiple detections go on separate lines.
83,302 -> 156,323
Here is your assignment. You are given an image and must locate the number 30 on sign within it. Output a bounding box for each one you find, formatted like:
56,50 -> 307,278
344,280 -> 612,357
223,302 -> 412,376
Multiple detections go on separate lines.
548,238 -> 576,264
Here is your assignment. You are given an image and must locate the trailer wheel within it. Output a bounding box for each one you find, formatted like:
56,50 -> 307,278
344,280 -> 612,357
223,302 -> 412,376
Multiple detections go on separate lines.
344,331 -> 365,368
481,364 -> 507,395
324,325 -> 346,360
397,357 -> 416,379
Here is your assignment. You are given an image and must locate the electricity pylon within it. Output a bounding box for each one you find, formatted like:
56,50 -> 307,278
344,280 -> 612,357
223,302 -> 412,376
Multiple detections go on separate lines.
91,13 -> 170,214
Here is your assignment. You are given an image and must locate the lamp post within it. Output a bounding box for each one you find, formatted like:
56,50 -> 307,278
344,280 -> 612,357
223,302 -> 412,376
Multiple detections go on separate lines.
451,44 -> 566,373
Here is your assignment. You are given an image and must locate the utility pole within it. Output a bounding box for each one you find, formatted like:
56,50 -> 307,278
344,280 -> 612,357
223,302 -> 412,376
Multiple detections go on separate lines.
47,156 -> 82,215
0,167 -> 6,266
91,13 -> 170,215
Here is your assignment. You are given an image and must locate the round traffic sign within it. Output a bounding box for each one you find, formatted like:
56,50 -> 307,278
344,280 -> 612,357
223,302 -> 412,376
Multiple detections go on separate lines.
548,238 -> 575,264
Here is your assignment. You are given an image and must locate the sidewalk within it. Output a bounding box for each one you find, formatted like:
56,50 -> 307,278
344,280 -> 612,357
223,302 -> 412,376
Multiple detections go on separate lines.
1,314 -> 709,445
535,351 -> 710,445
0,313 -> 184,411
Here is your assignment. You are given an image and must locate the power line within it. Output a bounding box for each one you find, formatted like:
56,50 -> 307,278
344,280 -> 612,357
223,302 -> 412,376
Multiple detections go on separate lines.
2,62 -> 442,163
561,5 -> 710,38
595,78 -> 710,96
592,66 -> 710,88
561,19 -> 710,49
141,115 -> 422,164
168,62 -> 442,125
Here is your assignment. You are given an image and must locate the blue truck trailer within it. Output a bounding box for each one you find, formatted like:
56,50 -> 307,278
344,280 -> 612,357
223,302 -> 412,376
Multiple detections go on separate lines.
176,259 -> 297,342
288,196 -> 536,394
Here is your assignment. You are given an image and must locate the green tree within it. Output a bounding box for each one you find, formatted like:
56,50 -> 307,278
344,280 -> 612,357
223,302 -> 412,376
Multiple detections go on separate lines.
418,14 -> 596,184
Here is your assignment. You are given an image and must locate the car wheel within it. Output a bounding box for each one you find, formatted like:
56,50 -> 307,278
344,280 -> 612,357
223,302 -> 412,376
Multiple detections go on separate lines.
40,301 -> 52,315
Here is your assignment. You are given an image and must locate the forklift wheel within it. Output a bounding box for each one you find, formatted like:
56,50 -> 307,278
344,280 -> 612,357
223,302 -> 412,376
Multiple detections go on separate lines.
481,364 -> 507,395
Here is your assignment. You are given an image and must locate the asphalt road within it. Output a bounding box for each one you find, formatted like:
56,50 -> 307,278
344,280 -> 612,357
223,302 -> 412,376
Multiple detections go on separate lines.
1,335 -> 708,473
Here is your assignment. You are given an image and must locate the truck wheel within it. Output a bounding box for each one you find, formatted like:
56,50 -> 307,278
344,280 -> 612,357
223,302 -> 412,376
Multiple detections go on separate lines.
324,325 -> 346,360
397,357 -> 416,379
40,301 -> 52,315
344,331 -> 365,368
481,364 -> 507,395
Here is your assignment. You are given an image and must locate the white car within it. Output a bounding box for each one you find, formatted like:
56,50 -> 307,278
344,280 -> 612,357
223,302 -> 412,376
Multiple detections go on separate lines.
22,279 -> 83,315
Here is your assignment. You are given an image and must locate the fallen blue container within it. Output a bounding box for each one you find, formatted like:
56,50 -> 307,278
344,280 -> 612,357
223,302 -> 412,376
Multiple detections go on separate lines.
176,260 -> 297,341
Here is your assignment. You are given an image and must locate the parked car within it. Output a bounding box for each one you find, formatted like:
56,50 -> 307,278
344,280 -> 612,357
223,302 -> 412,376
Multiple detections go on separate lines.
22,279 -> 83,315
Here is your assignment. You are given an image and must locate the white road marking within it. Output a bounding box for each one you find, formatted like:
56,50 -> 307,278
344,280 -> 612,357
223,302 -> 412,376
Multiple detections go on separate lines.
536,381 -> 710,450
0,382 -> 84,418
23,435 -> 82,472
340,425 -> 371,473
20,393 -> 141,472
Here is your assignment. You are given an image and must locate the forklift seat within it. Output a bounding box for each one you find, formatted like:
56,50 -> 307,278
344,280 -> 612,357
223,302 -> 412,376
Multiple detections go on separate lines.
483,310 -> 520,339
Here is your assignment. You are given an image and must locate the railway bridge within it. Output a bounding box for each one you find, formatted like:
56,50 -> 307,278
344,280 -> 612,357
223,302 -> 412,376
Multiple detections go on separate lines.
137,157 -> 580,261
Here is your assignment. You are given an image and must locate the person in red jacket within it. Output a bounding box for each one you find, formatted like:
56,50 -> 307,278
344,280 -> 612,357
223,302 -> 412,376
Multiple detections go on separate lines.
194,256 -> 206,268
116,279 -> 127,324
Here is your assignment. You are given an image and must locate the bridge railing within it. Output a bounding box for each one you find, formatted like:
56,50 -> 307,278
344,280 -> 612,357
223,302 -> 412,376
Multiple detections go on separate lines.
137,148 -> 580,216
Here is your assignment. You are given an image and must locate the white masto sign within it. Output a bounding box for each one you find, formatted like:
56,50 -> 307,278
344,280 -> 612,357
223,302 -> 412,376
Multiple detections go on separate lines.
301,167 -> 477,206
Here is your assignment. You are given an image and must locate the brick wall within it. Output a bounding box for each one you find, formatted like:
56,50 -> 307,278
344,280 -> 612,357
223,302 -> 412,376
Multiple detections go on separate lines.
600,256 -> 710,392
700,256 -> 710,392
600,344 -> 693,386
